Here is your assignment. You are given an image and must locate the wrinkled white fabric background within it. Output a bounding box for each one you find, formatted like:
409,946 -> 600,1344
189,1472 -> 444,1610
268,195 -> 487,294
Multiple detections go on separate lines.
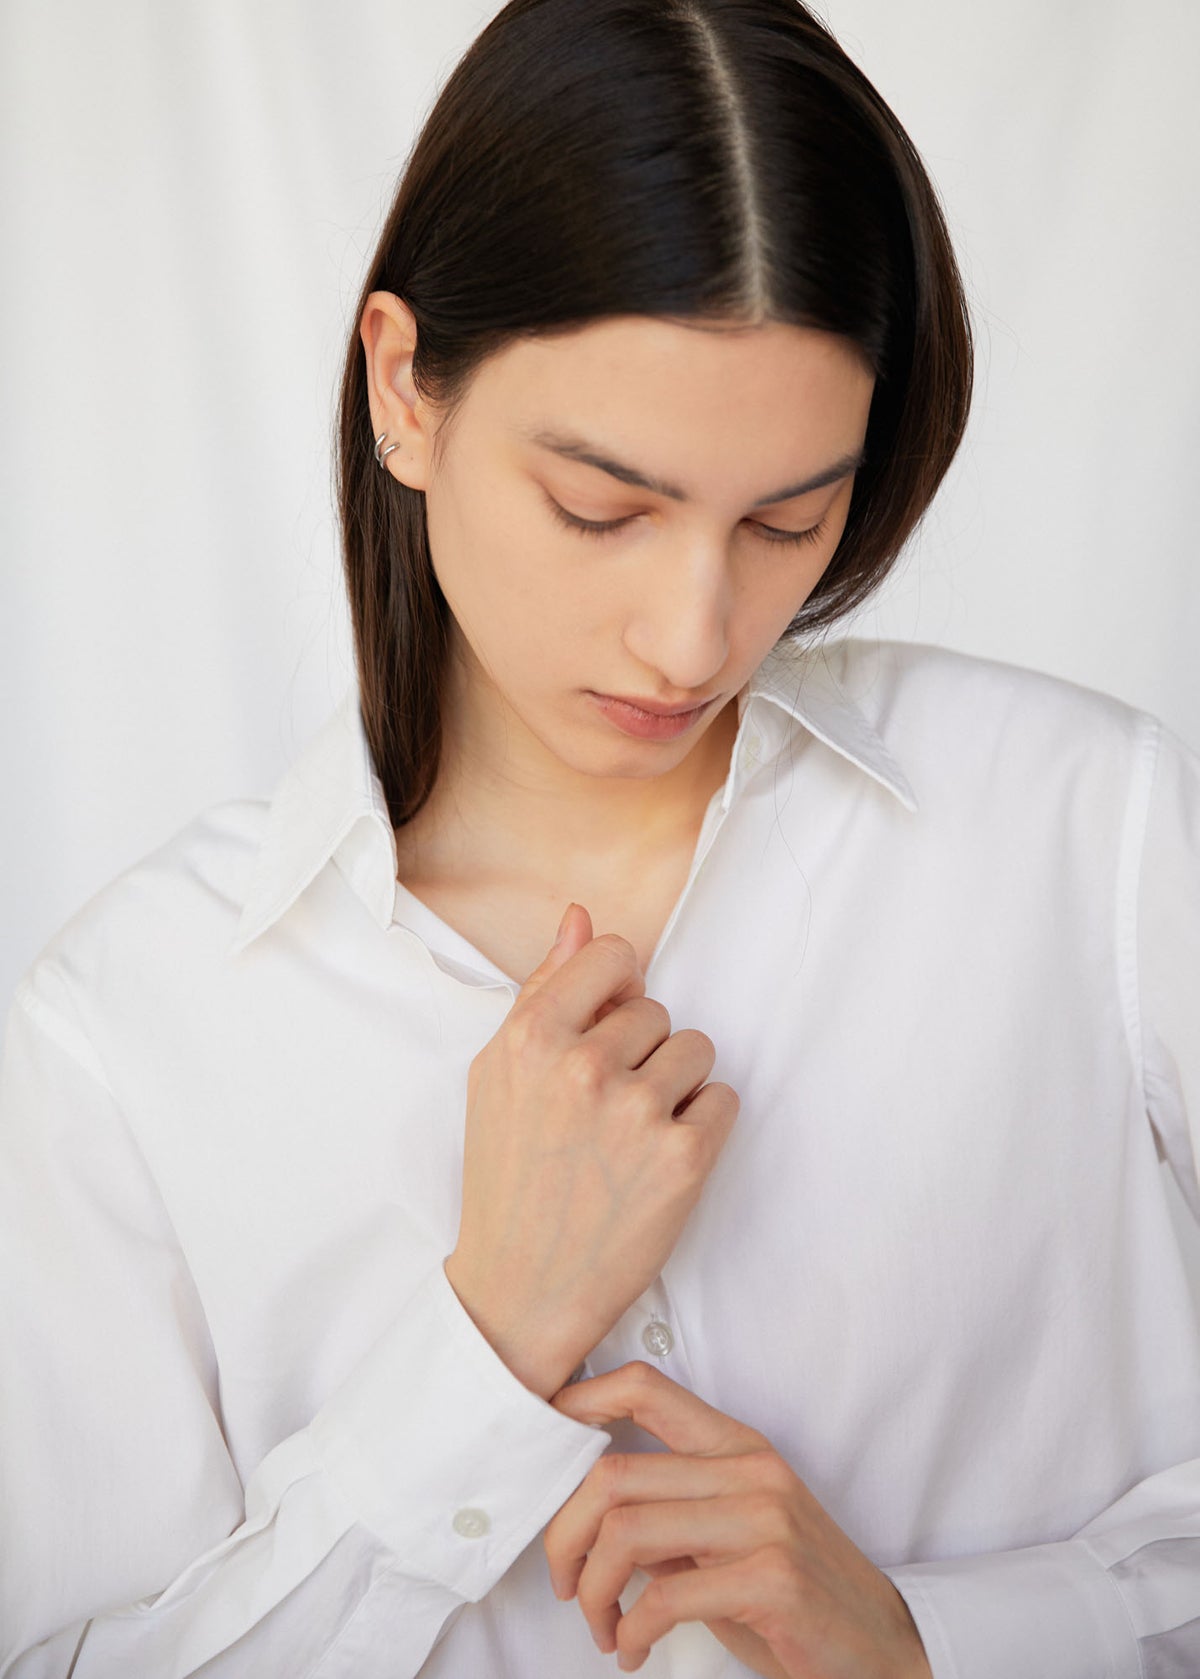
2,1 -> 1197,1047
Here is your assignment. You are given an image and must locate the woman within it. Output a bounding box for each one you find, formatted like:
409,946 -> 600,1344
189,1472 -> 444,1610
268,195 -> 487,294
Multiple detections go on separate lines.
1,0 -> 1197,1675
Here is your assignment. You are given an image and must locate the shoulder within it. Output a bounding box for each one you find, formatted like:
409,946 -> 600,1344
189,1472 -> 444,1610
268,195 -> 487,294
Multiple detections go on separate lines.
809,636 -> 1163,818
10,796 -> 271,1054
833,634 -> 1153,750
829,635 -> 1143,731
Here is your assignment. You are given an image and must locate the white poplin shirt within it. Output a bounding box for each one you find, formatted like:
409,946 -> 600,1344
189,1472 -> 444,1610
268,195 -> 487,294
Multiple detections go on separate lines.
2,635 -> 1200,1679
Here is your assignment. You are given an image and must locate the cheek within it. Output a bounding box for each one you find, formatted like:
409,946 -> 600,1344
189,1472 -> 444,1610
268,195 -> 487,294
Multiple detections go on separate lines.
742,519 -> 850,641
425,487 -> 580,682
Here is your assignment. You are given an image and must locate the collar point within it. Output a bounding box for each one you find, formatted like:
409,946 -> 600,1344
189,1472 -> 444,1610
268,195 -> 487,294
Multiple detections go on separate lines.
228,916 -> 263,959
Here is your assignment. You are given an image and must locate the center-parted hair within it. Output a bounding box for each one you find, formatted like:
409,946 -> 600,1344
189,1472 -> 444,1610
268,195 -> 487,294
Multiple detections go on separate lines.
334,0 -> 974,830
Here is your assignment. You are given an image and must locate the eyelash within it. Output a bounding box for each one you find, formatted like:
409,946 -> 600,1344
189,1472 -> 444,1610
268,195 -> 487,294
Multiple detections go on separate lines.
544,496 -> 829,549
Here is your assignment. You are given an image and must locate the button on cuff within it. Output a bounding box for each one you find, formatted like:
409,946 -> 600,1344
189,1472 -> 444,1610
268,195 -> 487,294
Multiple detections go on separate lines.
307,1261 -> 611,1600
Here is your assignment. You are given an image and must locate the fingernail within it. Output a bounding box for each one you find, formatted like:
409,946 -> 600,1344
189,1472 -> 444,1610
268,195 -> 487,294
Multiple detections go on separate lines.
554,904 -> 574,946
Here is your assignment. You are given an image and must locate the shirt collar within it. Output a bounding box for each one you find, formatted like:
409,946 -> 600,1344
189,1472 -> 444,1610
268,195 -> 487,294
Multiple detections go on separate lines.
229,637 -> 917,956
731,634 -> 918,815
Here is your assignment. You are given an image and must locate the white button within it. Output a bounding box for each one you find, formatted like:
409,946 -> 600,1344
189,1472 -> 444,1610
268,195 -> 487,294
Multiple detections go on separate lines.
642,1320 -> 674,1358
452,1507 -> 491,1539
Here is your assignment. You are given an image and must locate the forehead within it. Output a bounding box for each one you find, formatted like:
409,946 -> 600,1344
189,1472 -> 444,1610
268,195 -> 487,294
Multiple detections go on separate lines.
464,314 -> 875,476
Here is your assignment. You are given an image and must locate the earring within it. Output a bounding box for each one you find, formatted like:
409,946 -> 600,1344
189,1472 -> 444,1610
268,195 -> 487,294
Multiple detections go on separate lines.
374,429 -> 399,467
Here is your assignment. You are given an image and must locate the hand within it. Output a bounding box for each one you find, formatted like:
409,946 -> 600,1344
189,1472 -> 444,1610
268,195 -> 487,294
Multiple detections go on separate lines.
544,1361 -> 932,1679
445,903 -> 739,1399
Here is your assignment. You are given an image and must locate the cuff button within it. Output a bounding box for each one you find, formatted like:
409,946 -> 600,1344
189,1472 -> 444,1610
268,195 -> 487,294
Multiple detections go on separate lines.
453,1507 -> 491,1539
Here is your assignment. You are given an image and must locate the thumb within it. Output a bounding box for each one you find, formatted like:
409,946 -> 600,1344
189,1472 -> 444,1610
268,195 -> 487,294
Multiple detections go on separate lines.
516,901 -> 593,999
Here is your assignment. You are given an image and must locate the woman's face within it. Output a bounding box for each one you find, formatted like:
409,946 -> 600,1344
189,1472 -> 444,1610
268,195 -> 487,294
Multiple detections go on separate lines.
406,312 -> 875,781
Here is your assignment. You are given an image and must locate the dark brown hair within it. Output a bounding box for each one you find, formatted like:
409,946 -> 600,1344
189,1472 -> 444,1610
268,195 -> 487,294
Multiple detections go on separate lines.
334,0 -> 974,831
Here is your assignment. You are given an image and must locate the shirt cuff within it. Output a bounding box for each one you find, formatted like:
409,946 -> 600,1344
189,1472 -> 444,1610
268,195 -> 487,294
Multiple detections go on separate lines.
307,1260 -> 610,1600
883,1538 -> 1141,1679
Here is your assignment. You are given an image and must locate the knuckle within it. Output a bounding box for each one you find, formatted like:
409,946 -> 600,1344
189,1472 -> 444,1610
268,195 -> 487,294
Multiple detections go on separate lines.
640,996 -> 672,1035
596,1451 -> 629,1500
505,1001 -> 555,1056
593,932 -> 639,968
683,1027 -> 716,1061
597,1501 -> 636,1547
754,1541 -> 800,1592
622,1079 -> 664,1126
711,1081 -> 741,1125
669,1116 -> 713,1168
575,1569 -> 608,1616
626,1358 -> 662,1396
746,1489 -> 794,1544
563,1039 -> 609,1094
745,1449 -> 794,1494
638,1574 -> 672,1619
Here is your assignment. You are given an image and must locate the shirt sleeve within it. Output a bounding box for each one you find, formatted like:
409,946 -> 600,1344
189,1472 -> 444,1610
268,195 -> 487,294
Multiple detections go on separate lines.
882,712 -> 1200,1679
0,979 -> 610,1679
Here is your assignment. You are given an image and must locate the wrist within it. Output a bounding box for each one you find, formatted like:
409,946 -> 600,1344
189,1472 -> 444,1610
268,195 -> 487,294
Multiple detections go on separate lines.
885,1579 -> 933,1679
900,1622 -> 933,1679
442,1254 -> 583,1400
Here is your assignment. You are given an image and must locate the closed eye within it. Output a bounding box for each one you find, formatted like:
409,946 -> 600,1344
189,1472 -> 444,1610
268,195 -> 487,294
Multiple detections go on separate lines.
543,494 -> 828,548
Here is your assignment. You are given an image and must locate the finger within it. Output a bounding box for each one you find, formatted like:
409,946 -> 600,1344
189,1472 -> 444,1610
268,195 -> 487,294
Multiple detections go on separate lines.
514,925 -> 646,1031
585,992 -> 675,1070
512,900 -> 591,1001
640,1556 -> 697,1580
625,1023 -> 719,1113
577,1494 -> 777,1655
587,1019 -> 731,1143
615,1546 -> 797,1673
545,1449 -> 750,1599
550,1359 -> 769,1459
664,1075 -> 739,1141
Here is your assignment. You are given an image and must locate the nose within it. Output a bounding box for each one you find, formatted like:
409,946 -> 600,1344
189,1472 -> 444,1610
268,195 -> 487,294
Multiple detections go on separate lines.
623,537 -> 735,694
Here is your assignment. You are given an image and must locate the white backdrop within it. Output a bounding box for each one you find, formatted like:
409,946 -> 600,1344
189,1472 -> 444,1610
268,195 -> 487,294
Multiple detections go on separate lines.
3,1 -> 1198,1020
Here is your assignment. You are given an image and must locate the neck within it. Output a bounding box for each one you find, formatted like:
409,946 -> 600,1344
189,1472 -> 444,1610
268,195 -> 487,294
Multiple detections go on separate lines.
394,666 -> 742,890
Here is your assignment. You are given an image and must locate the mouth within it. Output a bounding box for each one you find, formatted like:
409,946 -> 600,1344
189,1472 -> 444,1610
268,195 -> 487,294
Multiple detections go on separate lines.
586,691 -> 716,740
597,692 -> 717,716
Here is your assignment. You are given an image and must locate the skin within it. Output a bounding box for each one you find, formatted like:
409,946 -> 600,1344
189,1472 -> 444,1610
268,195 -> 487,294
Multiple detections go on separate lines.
361,299 -> 930,1677
548,1362 -> 932,1679
360,297 -> 875,973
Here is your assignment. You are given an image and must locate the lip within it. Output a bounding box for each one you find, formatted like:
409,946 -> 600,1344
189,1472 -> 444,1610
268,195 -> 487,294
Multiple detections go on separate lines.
587,690 -> 716,741
594,691 -> 717,717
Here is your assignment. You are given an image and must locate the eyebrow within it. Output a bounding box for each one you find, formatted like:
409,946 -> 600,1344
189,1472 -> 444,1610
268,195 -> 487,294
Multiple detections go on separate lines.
518,426 -> 865,507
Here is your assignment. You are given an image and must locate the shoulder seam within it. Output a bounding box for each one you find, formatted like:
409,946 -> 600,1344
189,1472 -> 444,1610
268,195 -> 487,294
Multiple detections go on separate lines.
1115,712 -> 1162,1110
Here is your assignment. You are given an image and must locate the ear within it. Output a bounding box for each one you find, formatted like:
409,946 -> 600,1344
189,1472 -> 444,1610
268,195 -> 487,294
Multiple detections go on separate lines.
360,290 -> 436,493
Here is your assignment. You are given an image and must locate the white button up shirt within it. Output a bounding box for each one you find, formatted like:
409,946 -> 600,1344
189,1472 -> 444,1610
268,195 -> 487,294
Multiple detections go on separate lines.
2,635 -> 1199,1679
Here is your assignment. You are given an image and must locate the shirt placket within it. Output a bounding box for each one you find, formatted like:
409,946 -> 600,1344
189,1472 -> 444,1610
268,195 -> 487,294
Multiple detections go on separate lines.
569,1272 -> 695,1392
639,697 -> 769,981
